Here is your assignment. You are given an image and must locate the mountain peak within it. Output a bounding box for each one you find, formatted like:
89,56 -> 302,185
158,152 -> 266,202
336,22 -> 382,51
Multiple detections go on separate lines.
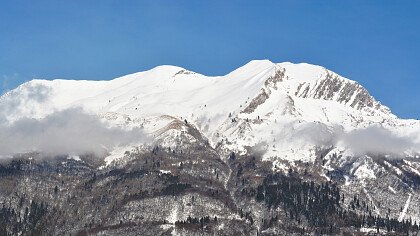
227,59 -> 275,77
277,62 -> 328,82
149,64 -> 186,73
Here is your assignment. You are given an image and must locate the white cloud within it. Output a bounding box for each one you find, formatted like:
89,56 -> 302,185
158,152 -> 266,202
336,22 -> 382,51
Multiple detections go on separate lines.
0,108 -> 148,157
340,125 -> 419,156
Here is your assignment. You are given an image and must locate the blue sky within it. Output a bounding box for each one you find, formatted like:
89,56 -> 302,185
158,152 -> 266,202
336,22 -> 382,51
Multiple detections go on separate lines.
0,0 -> 419,118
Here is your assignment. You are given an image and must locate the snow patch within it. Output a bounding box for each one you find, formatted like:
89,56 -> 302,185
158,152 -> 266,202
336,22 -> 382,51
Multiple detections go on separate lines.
398,193 -> 412,221
354,164 -> 376,180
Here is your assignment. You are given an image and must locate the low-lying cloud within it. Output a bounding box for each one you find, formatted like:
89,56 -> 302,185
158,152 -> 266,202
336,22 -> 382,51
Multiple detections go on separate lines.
340,125 -> 419,156
0,108 -> 148,157
290,122 -> 420,156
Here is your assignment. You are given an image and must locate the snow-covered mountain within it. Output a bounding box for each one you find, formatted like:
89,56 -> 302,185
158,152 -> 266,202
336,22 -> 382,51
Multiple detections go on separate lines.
1,60 -> 419,158
1,59 -> 420,232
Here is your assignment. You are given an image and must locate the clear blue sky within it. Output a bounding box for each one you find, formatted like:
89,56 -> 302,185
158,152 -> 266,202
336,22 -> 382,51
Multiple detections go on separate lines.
1,0 -> 419,118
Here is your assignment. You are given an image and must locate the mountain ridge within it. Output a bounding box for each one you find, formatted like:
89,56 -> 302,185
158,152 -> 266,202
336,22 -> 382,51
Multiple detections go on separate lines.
0,60 -> 396,118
